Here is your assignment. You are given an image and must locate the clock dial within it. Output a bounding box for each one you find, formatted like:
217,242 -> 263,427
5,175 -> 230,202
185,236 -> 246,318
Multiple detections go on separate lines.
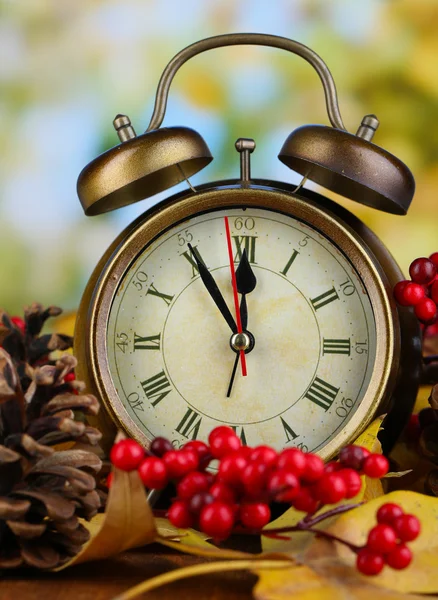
106,207 -> 377,454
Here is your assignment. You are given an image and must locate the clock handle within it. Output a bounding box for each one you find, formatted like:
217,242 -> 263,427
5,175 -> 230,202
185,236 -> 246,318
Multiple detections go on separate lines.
146,33 -> 346,133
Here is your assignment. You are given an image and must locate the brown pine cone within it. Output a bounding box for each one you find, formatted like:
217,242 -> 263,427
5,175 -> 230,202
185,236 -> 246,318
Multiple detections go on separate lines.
0,305 -> 104,569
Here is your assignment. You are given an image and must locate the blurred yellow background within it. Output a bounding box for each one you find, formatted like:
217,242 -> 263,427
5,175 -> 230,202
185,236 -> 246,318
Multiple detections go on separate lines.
1,0 -> 437,313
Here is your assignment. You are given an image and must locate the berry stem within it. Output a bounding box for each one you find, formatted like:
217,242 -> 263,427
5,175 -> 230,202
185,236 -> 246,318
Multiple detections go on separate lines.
301,502 -> 363,527
262,522 -> 363,553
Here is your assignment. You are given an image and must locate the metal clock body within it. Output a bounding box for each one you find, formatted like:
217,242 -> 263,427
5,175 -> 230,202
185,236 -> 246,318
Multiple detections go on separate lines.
74,34 -> 422,458
75,179 -> 420,458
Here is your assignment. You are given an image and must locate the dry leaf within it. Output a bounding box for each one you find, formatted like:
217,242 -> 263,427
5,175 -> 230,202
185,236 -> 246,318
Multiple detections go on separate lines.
53,463 -> 156,570
253,561 -> 427,600
155,517 -> 250,559
116,558 -> 293,600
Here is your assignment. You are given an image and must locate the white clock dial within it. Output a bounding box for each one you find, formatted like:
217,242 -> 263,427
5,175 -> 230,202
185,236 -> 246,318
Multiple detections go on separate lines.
107,207 -> 376,454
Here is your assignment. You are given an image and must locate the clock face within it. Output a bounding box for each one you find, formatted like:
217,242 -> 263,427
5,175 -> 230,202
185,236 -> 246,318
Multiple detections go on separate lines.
106,206 -> 377,454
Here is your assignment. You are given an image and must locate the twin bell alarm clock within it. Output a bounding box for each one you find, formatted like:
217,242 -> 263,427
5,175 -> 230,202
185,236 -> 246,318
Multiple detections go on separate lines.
74,34 -> 421,459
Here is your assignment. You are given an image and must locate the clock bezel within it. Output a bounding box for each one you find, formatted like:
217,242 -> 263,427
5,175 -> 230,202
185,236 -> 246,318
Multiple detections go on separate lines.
75,180 -> 400,460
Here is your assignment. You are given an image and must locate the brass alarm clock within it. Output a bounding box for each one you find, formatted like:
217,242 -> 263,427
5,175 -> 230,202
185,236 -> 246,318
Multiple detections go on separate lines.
74,34 -> 421,460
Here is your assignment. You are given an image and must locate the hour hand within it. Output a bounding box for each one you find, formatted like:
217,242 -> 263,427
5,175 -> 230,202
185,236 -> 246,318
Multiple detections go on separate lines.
187,243 -> 237,333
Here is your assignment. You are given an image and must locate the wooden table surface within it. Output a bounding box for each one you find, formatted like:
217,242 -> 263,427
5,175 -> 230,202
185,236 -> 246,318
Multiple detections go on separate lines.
1,545 -> 257,600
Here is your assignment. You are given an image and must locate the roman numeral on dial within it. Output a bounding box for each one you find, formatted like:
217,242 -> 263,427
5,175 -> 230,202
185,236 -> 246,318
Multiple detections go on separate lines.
146,283 -> 174,306
176,407 -> 202,440
181,245 -> 206,278
233,236 -> 257,263
305,377 -> 339,411
280,249 -> 299,276
322,338 -> 351,355
310,286 -> 339,310
141,370 -> 172,407
134,333 -> 161,351
280,417 -> 299,443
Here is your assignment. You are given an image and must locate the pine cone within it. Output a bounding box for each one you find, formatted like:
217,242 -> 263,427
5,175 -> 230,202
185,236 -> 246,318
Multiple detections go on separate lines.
0,305 -> 104,569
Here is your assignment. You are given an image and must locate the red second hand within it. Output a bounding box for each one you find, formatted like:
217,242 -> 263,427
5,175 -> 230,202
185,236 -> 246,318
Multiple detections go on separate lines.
224,216 -> 247,377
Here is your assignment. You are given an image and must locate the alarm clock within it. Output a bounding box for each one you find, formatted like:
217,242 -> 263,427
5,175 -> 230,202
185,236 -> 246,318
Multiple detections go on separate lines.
74,34 -> 421,459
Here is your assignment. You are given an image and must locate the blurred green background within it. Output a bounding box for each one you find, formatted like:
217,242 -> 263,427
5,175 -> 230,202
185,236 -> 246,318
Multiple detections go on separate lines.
1,0 -> 437,314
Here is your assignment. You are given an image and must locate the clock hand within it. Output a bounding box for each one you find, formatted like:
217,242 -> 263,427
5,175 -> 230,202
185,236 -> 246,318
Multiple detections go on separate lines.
235,248 -> 257,331
187,243 -> 237,333
226,249 -> 257,397
224,216 -> 247,377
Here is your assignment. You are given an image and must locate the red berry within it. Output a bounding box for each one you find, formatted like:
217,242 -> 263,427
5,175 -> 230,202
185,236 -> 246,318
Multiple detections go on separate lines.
183,440 -> 211,466
240,502 -> 271,529
150,437 -> 173,457
209,482 -> 236,505
415,298 -> 437,323
324,461 -> 341,474
313,473 -> 347,505
377,503 -> 404,526
301,454 -> 324,483
401,282 -> 426,306
385,543 -> 412,569
64,372 -> 76,383
110,439 -> 145,471
242,462 -> 269,498
234,446 -> 253,460
276,448 -> 306,476
393,514 -> 421,542
210,432 -> 241,458
177,471 -> 210,499
11,316 -> 25,334
393,280 -> 412,306
409,257 -> 437,285
430,280 -> 438,304
188,492 -> 214,515
138,457 -> 168,489
362,454 -> 389,478
338,468 -> 362,498
208,426 -> 235,444
250,445 -> 278,469
267,470 -> 300,502
168,500 -> 194,529
339,445 -> 370,470
163,449 -> 199,479
367,524 -> 397,554
429,252 -> 438,269
405,414 -> 421,442
199,501 -> 235,540
218,453 -> 248,485
106,472 -> 113,488
292,487 -> 319,514
356,548 -> 385,575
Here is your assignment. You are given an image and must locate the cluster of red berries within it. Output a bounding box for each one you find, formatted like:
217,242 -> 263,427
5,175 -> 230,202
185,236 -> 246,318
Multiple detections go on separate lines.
356,502 -> 420,575
109,426 -> 389,543
394,253 -> 438,324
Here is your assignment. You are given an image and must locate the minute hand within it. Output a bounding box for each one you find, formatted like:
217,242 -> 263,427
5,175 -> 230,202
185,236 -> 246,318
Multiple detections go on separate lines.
187,243 -> 237,333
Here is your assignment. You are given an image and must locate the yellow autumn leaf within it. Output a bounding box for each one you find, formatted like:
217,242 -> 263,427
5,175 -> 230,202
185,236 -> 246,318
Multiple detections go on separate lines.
53,462 -> 156,570
155,517 -> 249,559
253,561 -> 427,600
117,558 -> 294,600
